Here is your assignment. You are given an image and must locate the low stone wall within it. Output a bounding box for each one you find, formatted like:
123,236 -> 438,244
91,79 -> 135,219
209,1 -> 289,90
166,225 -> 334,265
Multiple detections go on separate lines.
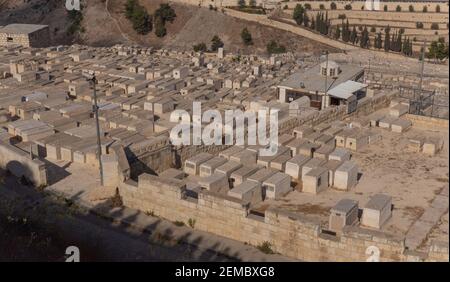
0,141 -> 47,186
118,174 -> 441,261
405,114 -> 449,130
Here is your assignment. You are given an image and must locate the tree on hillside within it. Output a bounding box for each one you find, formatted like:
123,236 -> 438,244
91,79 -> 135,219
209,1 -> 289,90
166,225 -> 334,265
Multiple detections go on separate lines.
334,25 -> 341,40
303,13 -> 310,28
241,28 -> 253,45
266,40 -> 286,54
342,20 -> 350,42
350,26 -> 358,44
124,0 -> 152,35
211,35 -> 224,51
293,4 -> 305,25
193,43 -> 207,52
375,32 -> 382,49
427,38 -> 449,60
360,26 -> 370,48
154,3 -> 176,24
154,17 -> 167,37
384,27 -> 390,52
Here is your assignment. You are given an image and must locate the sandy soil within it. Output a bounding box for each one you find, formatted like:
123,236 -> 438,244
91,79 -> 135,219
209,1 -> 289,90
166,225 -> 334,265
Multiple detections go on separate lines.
255,111 -> 449,243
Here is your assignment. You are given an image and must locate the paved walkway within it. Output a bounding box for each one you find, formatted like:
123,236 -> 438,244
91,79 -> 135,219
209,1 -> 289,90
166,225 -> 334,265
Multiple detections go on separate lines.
405,184 -> 449,250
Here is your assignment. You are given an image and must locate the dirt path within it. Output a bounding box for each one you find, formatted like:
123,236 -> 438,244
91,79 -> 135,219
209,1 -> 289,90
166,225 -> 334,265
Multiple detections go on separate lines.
105,0 -> 136,44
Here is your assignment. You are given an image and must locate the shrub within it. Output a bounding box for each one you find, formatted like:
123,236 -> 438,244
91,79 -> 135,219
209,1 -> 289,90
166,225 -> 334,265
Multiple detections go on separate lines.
266,40 -> 286,54
241,27 -> 253,45
211,35 -> 224,51
173,221 -> 185,227
193,43 -> 207,52
257,241 -> 275,254
154,17 -> 167,37
67,7 -> 84,35
188,218 -> 196,228
154,3 -> 176,24
124,0 -> 152,35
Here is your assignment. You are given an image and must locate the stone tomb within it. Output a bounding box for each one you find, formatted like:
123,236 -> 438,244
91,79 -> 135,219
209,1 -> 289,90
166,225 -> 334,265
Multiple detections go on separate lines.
184,152 -> 213,175
228,180 -> 262,206
302,167 -> 329,194
329,199 -> 359,232
230,165 -> 260,187
199,156 -> 227,177
284,155 -> 311,182
198,172 -> 229,193
262,172 -> 292,200
333,160 -> 359,191
361,194 -> 392,229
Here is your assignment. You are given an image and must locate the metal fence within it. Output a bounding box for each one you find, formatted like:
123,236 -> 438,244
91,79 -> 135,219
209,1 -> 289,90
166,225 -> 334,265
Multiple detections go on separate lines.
398,86 -> 449,120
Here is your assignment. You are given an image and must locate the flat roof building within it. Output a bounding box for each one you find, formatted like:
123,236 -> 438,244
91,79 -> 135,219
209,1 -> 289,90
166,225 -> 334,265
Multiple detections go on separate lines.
0,24 -> 50,48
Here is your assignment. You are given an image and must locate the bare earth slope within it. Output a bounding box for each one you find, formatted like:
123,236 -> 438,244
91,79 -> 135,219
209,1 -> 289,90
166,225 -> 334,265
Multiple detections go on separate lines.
1,0 -> 337,55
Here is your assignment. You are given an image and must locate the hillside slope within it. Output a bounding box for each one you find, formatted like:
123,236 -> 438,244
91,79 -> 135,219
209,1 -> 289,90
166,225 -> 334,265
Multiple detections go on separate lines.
1,0 -> 338,55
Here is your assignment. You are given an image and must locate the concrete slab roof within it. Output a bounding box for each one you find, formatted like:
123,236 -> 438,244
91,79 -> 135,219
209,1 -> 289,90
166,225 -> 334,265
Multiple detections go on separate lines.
278,63 -> 364,94
0,24 -> 48,35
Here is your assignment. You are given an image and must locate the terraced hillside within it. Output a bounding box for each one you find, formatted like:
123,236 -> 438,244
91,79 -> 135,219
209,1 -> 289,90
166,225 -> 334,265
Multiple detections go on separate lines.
279,0 -> 449,53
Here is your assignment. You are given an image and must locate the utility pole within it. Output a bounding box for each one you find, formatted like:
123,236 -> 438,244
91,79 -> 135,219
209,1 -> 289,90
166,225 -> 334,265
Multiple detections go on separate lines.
418,40 -> 426,115
418,40 -> 426,95
323,50 -> 329,110
84,73 -> 104,186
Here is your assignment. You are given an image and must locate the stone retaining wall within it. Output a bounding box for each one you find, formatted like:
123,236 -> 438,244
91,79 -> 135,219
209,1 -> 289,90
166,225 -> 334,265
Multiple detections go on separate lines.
405,113 -> 449,130
118,174 -> 447,261
0,141 -> 47,186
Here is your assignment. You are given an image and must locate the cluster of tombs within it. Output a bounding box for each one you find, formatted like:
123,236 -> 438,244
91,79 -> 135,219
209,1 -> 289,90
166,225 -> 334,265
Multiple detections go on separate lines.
164,121 -> 371,209
0,43 -> 311,167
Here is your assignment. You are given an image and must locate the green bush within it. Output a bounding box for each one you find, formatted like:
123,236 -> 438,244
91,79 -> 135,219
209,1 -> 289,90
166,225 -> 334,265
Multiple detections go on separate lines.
241,27 -> 253,45
124,0 -> 152,35
193,43 -> 207,52
431,23 -> 439,30
257,241 -> 275,254
266,40 -> 286,54
211,35 -> 224,51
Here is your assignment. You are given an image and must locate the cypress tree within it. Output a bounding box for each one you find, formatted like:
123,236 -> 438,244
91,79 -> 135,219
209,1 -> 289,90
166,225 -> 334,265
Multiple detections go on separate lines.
384,27 -> 390,52
350,26 -> 357,44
